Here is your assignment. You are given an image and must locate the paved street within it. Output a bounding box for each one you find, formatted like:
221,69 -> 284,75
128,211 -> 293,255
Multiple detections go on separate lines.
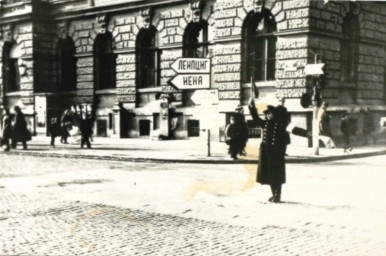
0,154 -> 385,255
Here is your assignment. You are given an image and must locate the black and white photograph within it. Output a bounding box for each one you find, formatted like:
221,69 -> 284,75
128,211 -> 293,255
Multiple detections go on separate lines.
0,0 -> 385,255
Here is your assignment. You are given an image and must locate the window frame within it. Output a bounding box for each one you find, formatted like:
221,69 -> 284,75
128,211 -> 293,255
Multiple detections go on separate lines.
242,9 -> 277,83
57,36 -> 77,92
341,12 -> 359,83
183,20 -> 209,58
94,32 -> 117,90
136,26 -> 160,89
2,41 -> 21,93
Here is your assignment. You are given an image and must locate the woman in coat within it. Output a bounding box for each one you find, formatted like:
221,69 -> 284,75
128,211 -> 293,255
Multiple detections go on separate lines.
248,98 -> 291,203
225,113 -> 249,160
11,106 -> 31,150
1,108 -> 13,151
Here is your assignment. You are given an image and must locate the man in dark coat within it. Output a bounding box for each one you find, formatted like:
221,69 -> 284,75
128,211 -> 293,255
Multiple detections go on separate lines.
362,107 -> 376,145
248,98 -> 309,203
340,112 -> 352,153
225,113 -> 249,160
49,117 -> 62,148
11,106 -> 31,150
79,113 -> 93,149
1,108 -> 13,151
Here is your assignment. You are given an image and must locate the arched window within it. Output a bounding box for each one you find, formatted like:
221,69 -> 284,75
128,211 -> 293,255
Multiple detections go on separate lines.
136,26 -> 160,88
57,37 -> 77,91
341,13 -> 359,83
2,42 -> 21,93
183,20 -> 208,58
94,32 -> 116,90
242,9 -> 277,83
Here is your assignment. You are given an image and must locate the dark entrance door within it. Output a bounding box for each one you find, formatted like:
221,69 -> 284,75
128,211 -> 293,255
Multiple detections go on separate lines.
139,120 -> 151,136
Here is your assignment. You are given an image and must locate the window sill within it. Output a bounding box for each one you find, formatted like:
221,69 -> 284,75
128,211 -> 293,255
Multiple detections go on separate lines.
95,89 -> 117,95
6,91 -> 22,97
339,81 -> 357,88
242,80 -> 276,89
137,87 -> 162,93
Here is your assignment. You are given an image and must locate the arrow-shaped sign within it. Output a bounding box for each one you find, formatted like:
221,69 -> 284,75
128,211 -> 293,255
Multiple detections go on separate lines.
304,63 -> 325,75
170,74 -> 210,90
191,89 -> 219,106
171,58 -> 211,74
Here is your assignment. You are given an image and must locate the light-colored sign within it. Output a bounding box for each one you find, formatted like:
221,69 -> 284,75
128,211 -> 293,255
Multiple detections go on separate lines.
304,63 -> 325,75
191,89 -> 219,106
170,74 -> 210,90
171,58 -> 211,74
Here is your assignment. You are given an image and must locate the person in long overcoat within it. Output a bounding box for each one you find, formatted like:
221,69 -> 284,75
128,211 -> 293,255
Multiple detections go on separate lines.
79,113 -> 93,149
49,117 -> 62,148
248,98 -> 291,203
362,107 -> 376,145
11,106 -> 31,150
225,113 -> 249,160
1,108 -> 13,151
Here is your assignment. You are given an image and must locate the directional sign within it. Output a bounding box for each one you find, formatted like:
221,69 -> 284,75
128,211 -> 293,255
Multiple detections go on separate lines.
171,58 -> 211,74
191,89 -> 219,106
304,63 -> 325,75
170,74 -> 210,90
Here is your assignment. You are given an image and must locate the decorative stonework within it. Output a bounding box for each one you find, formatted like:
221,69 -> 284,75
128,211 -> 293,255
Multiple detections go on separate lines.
140,8 -> 153,29
57,21 -> 70,39
96,15 -> 110,34
1,24 -> 14,42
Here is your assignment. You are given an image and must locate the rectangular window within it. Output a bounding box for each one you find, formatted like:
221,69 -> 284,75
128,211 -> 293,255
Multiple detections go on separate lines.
187,119 -> 200,137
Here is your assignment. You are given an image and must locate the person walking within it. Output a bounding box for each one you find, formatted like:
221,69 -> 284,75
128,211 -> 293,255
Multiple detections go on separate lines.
49,117 -> 62,148
11,106 -> 31,150
1,108 -> 13,151
79,113 -> 93,149
363,107 -> 376,145
318,102 -> 336,148
60,109 -> 72,144
340,112 -> 352,153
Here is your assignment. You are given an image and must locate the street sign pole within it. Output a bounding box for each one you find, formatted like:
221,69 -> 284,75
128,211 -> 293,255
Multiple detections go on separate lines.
312,54 -> 320,155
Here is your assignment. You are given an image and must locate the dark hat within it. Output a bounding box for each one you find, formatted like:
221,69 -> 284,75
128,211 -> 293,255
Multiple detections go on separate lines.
263,105 -> 276,115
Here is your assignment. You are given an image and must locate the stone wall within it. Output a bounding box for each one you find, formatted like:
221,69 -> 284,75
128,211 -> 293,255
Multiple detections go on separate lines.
309,0 -> 386,103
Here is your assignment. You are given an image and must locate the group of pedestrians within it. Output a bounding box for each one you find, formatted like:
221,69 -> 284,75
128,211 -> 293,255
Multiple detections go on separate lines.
49,109 -> 94,149
1,106 -> 31,151
1,107 -> 94,151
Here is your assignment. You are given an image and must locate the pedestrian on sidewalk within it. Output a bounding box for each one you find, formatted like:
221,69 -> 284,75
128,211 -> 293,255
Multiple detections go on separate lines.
79,113 -> 93,149
318,102 -> 336,148
248,98 -> 309,203
225,111 -> 248,160
362,107 -> 377,145
49,117 -> 62,148
11,106 -> 31,150
1,108 -> 13,151
60,109 -> 72,144
340,112 -> 352,153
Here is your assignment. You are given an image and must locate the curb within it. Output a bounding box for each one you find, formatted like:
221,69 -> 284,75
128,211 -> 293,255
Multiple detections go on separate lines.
3,149 -> 386,164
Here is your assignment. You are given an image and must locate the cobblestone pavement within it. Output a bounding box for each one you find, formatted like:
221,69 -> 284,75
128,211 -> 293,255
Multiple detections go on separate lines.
0,154 -> 385,255
0,191 -> 384,256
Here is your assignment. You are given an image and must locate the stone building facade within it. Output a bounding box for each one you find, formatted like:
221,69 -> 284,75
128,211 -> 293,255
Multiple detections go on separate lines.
0,0 -> 385,145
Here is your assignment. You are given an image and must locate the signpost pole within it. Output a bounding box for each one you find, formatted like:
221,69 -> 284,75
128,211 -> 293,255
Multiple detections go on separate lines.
207,129 -> 211,157
312,53 -> 320,155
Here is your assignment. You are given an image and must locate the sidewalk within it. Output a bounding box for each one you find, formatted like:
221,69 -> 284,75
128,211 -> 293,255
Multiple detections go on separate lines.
3,135 -> 386,164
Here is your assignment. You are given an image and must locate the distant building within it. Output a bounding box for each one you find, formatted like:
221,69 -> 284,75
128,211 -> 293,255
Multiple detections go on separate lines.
0,0 -> 385,145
